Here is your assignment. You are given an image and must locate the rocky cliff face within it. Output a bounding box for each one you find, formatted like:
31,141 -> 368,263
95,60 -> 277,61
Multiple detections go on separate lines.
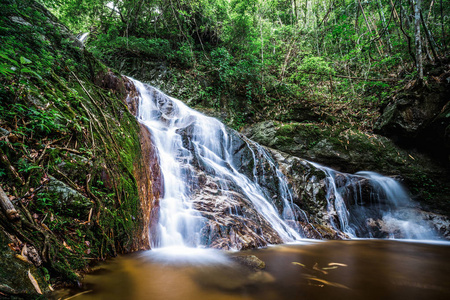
0,0 -> 160,296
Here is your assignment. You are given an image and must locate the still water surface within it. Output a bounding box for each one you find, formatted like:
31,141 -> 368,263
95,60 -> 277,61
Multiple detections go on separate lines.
54,240 -> 450,300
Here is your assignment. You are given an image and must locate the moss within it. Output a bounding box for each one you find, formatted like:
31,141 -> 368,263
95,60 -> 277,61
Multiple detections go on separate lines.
0,0 -> 150,294
274,136 -> 294,146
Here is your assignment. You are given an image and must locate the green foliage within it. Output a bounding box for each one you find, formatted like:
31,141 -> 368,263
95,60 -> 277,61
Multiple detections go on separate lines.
39,0 -> 449,129
0,0 -> 150,288
0,103 -> 67,138
90,34 -> 174,62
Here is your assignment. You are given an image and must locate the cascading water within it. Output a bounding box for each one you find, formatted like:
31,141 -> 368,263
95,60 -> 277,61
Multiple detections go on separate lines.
129,78 -> 442,248
132,79 -> 302,249
312,163 -> 439,239
351,171 -> 439,239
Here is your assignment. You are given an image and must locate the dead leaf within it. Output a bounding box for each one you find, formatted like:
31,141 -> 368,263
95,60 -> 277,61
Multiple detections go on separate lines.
15,254 -> 31,264
307,277 -> 350,290
63,241 -> 72,251
292,262 -> 306,267
8,243 -> 18,251
313,262 -> 328,274
21,244 -> 27,257
41,223 -> 50,231
27,270 -> 42,294
328,262 -> 347,267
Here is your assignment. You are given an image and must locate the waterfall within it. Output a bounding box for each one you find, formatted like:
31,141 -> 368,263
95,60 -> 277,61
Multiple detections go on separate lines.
132,79 -> 301,249
129,78 -> 442,249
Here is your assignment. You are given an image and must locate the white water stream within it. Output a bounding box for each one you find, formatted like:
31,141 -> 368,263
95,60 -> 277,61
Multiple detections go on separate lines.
132,79 -> 301,249
312,162 -> 438,239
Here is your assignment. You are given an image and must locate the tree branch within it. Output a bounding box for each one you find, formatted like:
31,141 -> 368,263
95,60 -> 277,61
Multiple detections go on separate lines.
300,71 -> 399,82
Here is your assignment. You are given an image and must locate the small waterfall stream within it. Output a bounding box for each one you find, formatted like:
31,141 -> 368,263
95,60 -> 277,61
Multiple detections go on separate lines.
130,78 -> 441,249
311,163 -> 439,239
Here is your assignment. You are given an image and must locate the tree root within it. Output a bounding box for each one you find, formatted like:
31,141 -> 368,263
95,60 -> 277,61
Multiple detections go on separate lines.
0,148 -> 25,186
0,185 -> 19,220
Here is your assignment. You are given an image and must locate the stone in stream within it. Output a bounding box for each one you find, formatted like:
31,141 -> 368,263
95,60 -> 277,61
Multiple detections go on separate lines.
231,255 -> 266,270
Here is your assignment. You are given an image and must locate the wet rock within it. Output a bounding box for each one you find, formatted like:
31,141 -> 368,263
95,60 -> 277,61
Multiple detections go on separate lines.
194,173 -> 283,250
247,270 -> 276,284
269,149 -> 328,225
417,211 -> 450,239
124,76 -> 140,116
193,263 -> 273,292
232,255 -> 266,270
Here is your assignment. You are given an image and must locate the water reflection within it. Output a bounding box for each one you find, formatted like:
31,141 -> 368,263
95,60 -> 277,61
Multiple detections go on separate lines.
53,240 -> 450,300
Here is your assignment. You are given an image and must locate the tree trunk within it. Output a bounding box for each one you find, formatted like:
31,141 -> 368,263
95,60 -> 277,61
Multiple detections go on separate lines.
440,0 -> 446,51
292,0 -> 298,22
357,0 -> 382,55
395,0 -> 416,64
413,0 -> 423,81
420,11 -> 439,61
377,0 -> 393,52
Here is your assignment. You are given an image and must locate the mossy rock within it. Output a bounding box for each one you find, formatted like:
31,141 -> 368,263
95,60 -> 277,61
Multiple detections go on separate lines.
36,176 -> 92,219
0,229 -> 48,298
0,0 -> 153,294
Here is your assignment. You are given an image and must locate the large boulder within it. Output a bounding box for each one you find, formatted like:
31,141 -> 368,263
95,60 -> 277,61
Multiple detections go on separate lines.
374,69 -> 450,164
36,176 -> 92,219
175,123 -> 285,249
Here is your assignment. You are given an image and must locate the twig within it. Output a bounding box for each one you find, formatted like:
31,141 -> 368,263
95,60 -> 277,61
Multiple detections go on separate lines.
52,167 -> 80,191
86,174 -> 103,208
68,70 -> 98,155
51,146 -> 84,155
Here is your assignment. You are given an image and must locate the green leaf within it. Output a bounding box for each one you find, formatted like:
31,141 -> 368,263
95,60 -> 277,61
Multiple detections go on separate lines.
0,53 -> 19,67
20,67 -> 42,79
20,56 -> 32,65
0,64 -> 16,75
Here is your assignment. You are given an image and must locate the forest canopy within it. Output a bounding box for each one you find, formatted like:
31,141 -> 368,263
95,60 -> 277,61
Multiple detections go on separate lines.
37,0 -> 449,128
